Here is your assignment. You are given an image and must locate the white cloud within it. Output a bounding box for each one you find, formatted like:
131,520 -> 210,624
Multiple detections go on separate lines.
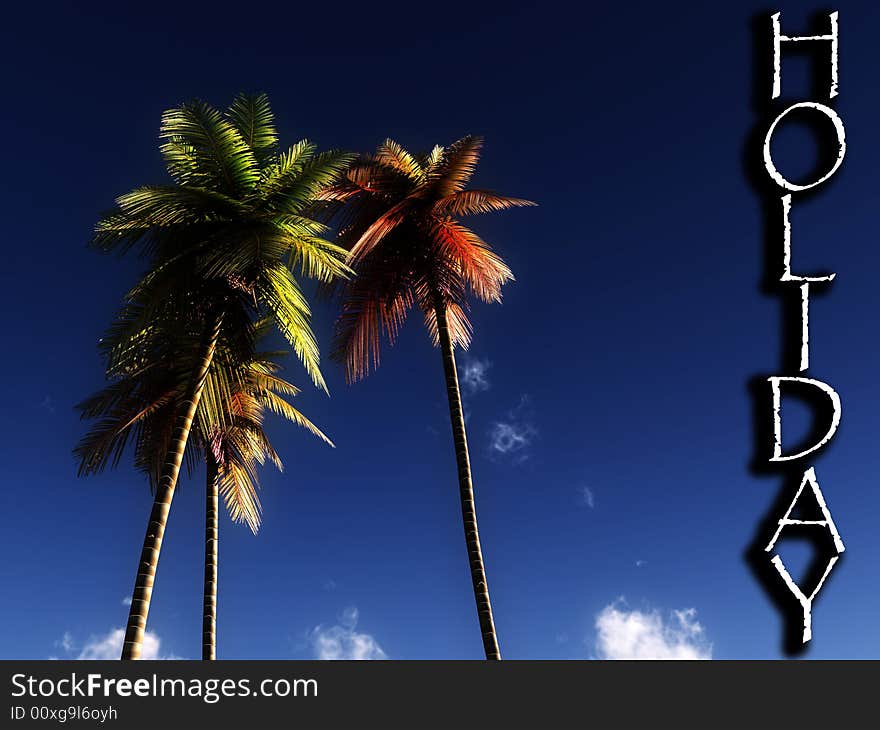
55,628 -> 179,660
461,358 -> 491,395
635,560 -> 647,568
580,486 -> 595,509
322,579 -> 338,592
489,422 -> 531,454
594,601 -> 711,660
122,596 -> 132,606
309,607 -> 386,660
489,395 -> 536,460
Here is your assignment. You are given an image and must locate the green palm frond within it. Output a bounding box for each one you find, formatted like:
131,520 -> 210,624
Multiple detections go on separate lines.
81,93 -> 346,528
216,454 -> 262,533
257,263 -> 325,392
259,139 -> 317,199
258,390 -> 334,446
227,93 -> 278,162
159,101 -> 259,196
264,149 -> 357,215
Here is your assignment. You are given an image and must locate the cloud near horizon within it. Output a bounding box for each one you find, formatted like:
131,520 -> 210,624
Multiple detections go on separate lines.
309,607 -> 386,660
53,627 -> 179,660
594,601 -> 712,660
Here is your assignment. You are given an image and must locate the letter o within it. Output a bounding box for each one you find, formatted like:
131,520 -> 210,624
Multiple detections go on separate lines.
763,102 -> 846,192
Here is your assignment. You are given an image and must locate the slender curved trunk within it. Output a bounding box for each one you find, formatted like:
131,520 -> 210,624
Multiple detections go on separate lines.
434,301 -> 501,660
121,317 -> 221,660
202,461 -> 219,660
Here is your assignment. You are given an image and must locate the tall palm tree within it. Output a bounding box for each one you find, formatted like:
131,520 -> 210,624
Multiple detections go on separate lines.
326,137 -> 535,659
84,93 -> 351,658
77,344 -> 331,660
199,351 -> 332,659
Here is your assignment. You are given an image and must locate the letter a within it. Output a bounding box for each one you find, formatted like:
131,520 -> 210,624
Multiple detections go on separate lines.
765,467 -> 845,642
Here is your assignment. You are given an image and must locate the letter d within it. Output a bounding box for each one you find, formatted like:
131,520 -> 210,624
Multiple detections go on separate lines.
769,376 -> 841,462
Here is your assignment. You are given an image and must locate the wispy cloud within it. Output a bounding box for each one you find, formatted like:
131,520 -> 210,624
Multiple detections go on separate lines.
460,357 -> 491,395
40,395 -> 55,415
308,607 -> 386,660
56,632 -> 75,653
489,422 -> 531,455
635,560 -> 647,568
121,596 -> 132,606
580,486 -> 595,509
322,579 -> 338,592
489,395 -> 536,461
594,600 -> 711,660
53,628 -> 180,660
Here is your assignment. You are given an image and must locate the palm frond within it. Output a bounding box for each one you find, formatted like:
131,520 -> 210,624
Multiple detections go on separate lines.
216,456 -> 262,534
374,138 -> 426,183
227,93 -> 278,161
257,263 -> 325,393
432,190 -> 536,217
429,219 -> 514,303
330,135 -> 530,374
432,136 -> 484,196
159,101 -> 259,196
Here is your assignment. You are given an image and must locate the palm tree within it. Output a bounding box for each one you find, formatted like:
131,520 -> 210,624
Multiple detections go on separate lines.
199,351 -> 332,659
77,343 -> 331,660
84,93 -> 352,658
326,137 -> 535,659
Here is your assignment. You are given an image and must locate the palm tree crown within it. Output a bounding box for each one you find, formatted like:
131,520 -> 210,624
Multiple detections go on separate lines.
95,93 -> 354,393
76,342 -> 331,531
80,93 -> 351,659
327,136 -> 535,380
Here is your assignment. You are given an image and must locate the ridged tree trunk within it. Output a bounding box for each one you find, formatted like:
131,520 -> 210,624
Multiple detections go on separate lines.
202,460 -> 219,660
434,301 -> 501,660
121,318 -> 221,660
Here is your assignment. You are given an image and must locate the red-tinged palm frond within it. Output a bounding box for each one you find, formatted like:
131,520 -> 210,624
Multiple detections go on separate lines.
215,446 -> 263,533
328,136 -> 534,380
429,135 -> 484,196
331,228 -> 417,381
422,300 -> 472,350
432,190 -> 536,217
429,219 -> 514,303
347,199 -> 412,263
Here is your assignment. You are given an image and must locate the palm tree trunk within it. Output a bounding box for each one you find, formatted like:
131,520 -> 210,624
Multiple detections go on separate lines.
121,317 -> 221,660
202,460 -> 219,660
434,301 -> 501,660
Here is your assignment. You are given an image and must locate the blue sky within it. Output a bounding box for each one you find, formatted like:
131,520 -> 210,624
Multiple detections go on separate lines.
2,1 -> 880,660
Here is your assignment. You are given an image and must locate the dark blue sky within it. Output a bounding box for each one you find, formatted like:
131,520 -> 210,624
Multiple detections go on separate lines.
2,1 -> 880,659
